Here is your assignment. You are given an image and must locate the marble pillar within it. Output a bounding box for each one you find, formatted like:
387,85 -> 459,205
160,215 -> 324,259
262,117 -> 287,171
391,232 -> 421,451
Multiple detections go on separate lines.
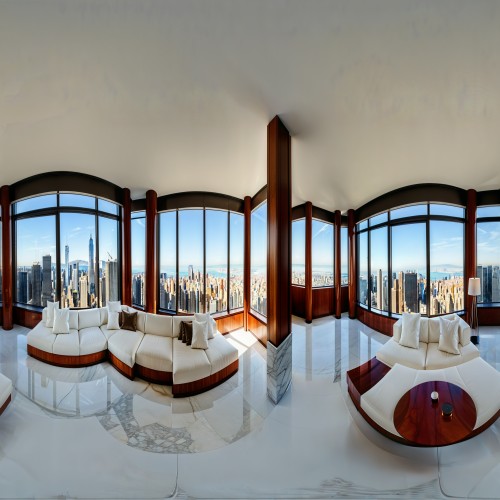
267,333 -> 292,404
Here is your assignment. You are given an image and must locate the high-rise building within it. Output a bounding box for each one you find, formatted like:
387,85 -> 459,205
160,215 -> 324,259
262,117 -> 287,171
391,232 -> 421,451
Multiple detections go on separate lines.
105,259 -> 119,305
18,271 -> 28,304
31,262 -> 42,306
188,265 -> 194,281
65,243 -> 69,288
41,254 -> 52,307
89,234 -> 95,295
377,269 -> 383,310
403,272 -> 418,313
80,274 -> 88,308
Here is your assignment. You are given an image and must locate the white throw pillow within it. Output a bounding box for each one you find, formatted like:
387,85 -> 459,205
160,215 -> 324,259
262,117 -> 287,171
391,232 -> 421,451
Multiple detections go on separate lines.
107,311 -> 121,330
399,312 -> 421,349
191,320 -> 209,349
46,301 -> 59,328
107,301 -> 122,313
438,316 -> 460,355
194,312 -> 216,339
52,308 -> 70,334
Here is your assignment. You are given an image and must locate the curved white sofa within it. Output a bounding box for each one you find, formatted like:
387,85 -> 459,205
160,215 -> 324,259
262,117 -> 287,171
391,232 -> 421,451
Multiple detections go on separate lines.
376,314 -> 479,370
27,306 -> 239,397
0,373 -> 12,416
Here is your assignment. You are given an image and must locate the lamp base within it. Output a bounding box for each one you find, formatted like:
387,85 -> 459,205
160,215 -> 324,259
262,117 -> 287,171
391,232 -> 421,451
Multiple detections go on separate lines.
471,335 -> 480,345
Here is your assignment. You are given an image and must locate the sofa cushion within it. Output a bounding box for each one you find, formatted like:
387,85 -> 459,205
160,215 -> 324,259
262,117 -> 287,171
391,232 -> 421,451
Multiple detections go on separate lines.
191,320 -> 209,349
52,329 -> 79,355
393,317 -> 429,343
120,311 -> 137,332
144,313 -> 173,337
135,335 -> 173,372
205,333 -> 238,375
79,309 -> 101,329
27,322 -> 57,353
172,316 -> 194,338
52,308 -> 70,334
69,310 -> 79,330
376,338 -> 427,370
194,312 -> 216,339
107,311 -> 121,330
400,313 -> 421,349
173,340 -> 211,384
438,316 -> 460,355
425,342 -> 480,370
46,301 -> 59,328
79,326 -> 108,356
107,329 -> 144,368
99,307 -> 108,326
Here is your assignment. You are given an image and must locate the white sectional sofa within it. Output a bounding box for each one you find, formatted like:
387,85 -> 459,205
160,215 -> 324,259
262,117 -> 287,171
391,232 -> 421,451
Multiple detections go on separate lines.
27,306 -> 239,397
0,373 -> 12,416
376,314 -> 479,370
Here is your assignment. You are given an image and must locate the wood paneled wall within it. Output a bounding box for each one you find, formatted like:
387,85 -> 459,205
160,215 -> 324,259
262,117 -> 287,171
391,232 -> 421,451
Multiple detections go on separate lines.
356,306 -> 397,336
465,189 -> 477,326
145,190 -> 157,313
1,185 -> 12,330
121,188 -> 132,306
305,202 -> 313,323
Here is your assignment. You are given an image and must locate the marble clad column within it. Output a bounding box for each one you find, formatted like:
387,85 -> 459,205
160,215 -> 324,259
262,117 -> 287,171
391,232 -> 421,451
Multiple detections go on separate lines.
266,116 -> 292,404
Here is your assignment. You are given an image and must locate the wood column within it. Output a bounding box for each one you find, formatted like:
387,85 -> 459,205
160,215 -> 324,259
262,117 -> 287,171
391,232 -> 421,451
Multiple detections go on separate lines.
145,190 -> 157,313
267,116 -> 291,347
465,189 -> 477,326
334,210 -> 342,318
305,202 -> 313,323
243,196 -> 251,331
121,188 -> 132,306
1,185 -> 12,330
348,209 -> 357,319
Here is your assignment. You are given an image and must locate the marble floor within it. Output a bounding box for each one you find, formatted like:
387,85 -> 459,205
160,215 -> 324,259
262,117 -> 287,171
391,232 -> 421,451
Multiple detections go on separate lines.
0,315 -> 499,499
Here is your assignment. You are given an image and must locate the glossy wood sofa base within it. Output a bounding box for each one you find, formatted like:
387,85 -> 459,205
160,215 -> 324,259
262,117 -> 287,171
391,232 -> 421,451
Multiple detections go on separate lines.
172,360 -> 239,397
27,345 -> 108,368
347,357 -> 500,447
135,364 -> 173,385
0,395 -> 11,416
108,352 -> 135,379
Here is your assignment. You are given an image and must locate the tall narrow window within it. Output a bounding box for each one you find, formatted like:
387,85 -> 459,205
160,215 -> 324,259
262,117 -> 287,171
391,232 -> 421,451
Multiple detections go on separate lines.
205,210 -> 228,314
358,231 -> 368,307
98,217 -> 120,307
178,210 -> 204,313
477,221 -> 500,303
341,226 -> 348,285
16,216 -> 56,307
229,212 -> 244,310
292,219 -> 306,285
370,227 -> 388,312
251,202 -> 267,317
131,211 -> 146,307
159,211 -> 177,311
312,220 -> 334,287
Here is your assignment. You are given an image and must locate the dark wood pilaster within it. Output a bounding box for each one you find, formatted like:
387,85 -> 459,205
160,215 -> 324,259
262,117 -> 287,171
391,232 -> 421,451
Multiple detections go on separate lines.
348,209 -> 356,319
121,188 -> 132,306
334,210 -> 342,318
465,189 -> 477,326
267,116 -> 291,347
1,185 -> 12,330
243,195 -> 251,331
305,202 -> 313,324
145,190 -> 157,313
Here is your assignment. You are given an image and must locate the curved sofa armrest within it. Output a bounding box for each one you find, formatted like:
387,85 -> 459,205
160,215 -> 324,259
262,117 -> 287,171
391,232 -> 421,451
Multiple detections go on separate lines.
393,318 -> 403,342
458,316 -> 472,346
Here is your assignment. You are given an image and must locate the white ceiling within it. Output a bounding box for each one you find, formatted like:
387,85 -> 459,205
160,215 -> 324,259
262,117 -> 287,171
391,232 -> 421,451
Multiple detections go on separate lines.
2,0 -> 500,211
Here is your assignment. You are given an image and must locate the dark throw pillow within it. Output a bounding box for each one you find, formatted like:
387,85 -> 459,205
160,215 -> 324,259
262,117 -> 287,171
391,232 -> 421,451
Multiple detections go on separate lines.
182,321 -> 193,345
120,311 -> 138,331
178,321 -> 186,342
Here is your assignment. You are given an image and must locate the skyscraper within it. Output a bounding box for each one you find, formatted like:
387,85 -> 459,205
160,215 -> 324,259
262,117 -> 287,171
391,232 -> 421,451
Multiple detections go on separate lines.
105,259 -> 119,305
18,271 -> 28,304
41,254 -> 52,307
89,234 -> 95,295
31,263 -> 42,306
403,272 -> 418,313
65,243 -> 69,288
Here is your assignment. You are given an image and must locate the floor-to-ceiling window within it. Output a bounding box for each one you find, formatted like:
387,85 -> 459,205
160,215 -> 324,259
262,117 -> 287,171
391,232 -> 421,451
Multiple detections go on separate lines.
341,226 -> 348,286
131,211 -> 146,307
229,212 -> 244,311
312,219 -> 334,287
158,211 -> 177,311
251,202 -> 267,317
292,219 -> 305,286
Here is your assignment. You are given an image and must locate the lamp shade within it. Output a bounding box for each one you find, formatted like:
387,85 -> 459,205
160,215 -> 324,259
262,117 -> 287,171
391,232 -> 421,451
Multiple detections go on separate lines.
468,277 -> 481,296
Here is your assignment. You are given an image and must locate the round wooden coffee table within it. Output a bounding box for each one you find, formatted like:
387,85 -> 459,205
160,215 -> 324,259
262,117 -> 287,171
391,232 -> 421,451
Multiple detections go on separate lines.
394,381 -> 476,447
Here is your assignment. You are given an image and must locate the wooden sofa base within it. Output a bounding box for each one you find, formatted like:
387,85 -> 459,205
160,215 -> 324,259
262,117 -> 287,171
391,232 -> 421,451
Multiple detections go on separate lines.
135,364 -> 173,385
0,395 -> 11,416
108,352 -> 135,380
172,359 -> 239,397
27,345 -> 107,368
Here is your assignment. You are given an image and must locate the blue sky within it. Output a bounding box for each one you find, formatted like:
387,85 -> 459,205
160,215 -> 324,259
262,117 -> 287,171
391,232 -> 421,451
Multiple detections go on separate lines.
477,221 -> 500,266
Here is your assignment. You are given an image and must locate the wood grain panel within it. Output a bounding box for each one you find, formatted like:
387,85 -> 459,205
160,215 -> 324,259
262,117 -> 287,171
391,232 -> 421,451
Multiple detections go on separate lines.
466,189 -> 477,326
312,287 -> 335,318
27,345 -> 107,367
172,359 -> 238,397
108,351 -> 134,379
0,395 -> 11,416
478,307 -> 500,325
334,210 -> 342,318
122,187 -> 132,306
267,116 -> 291,347
346,357 -> 391,406
215,311 -> 244,334
291,285 -> 306,318
244,196 -> 251,331
305,202 -> 313,323
13,306 -> 42,329
248,312 -> 267,347
341,286 -> 349,313
135,364 -> 173,385
356,306 -> 396,336
145,189 -> 157,313
1,185 -> 12,330
348,209 -> 356,319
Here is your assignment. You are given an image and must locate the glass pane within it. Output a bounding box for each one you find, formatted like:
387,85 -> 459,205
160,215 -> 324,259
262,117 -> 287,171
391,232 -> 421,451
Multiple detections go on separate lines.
477,206 -> 500,218
131,211 -> 146,307
251,202 -> 267,316
292,219 -> 305,285
358,232 -> 368,307
312,220 -> 334,287
390,204 -> 427,220
369,213 -> 388,226
206,210 -> 228,314
229,213 -> 244,311
98,198 -> 119,215
341,227 -> 348,285
178,210 -> 204,313
429,204 -> 465,218
16,216 -> 56,306
14,194 -> 57,214
60,194 -> 96,210
429,221 -> 464,314
159,211 -> 177,311
60,213 -> 96,308
370,227 -> 388,312
358,221 -> 368,231
391,223 -> 427,314
99,217 -> 120,307
476,221 -> 500,303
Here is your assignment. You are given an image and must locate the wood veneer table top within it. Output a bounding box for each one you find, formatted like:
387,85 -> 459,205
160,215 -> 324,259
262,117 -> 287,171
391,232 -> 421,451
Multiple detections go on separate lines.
394,381 -> 476,447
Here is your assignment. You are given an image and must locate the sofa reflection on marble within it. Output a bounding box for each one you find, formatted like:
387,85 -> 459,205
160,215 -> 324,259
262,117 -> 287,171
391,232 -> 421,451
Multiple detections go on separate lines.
0,372 -> 12,416
27,306 -> 239,397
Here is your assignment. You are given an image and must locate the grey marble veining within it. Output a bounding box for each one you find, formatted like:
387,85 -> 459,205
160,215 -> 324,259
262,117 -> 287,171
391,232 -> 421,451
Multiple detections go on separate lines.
267,332 -> 292,404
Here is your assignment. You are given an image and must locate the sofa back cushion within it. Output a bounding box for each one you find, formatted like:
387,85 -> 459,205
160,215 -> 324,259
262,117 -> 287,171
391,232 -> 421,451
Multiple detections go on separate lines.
173,315 -> 194,338
69,310 -> 79,330
100,307 -> 108,326
418,317 -> 429,343
429,314 -> 457,343
79,309 -> 101,329
145,313 -> 173,337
